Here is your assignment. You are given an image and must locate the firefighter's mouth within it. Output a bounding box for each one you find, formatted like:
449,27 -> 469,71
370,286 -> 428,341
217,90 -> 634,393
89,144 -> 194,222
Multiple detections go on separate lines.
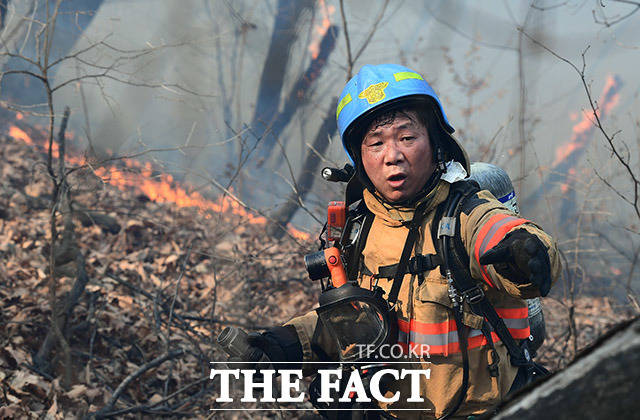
387,174 -> 407,186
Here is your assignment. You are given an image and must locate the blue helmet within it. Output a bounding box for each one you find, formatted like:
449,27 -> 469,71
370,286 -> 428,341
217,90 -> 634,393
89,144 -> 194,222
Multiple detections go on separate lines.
336,63 -> 469,171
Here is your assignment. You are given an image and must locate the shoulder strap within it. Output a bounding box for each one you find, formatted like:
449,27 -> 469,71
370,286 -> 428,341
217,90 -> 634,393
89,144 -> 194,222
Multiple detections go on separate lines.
438,180 -> 533,367
339,200 -> 374,283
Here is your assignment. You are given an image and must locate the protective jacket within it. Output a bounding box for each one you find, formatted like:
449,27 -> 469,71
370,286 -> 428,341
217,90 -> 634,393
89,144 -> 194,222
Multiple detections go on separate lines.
286,178 -> 561,418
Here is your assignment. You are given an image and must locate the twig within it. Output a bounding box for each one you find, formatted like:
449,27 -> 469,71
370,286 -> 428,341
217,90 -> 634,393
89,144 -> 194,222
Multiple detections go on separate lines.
22,363 -> 55,381
167,245 -> 192,332
91,377 -> 209,418
338,0 -> 353,79
92,349 -> 185,418
41,105 -> 74,389
531,0 -> 569,11
177,315 -> 272,330
104,274 -> 214,337
516,8 -> 533,195
625,247 -> 640,309
164,244 -> 192,397
352,0 -> 390,64
57,107 -> 70,181
210,264 -> 218,345
592,0 -> 640,26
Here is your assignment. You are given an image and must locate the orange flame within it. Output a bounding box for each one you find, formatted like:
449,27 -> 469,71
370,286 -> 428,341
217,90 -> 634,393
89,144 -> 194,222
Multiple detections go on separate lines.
309,0 -> 335,59
7,114 -> 311,241
289,226 -> 311,241
9,125 -> 65,160
94,163 -> 269,224
553,75 -> 621,167
9,126 -> 33,145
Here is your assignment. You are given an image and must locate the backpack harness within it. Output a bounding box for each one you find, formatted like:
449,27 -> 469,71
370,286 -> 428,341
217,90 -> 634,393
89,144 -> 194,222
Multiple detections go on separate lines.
336,179 -> 547,419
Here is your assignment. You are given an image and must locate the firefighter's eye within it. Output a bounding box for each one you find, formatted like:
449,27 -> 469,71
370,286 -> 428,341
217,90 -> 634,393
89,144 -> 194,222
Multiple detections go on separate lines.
401,136 -> 415,142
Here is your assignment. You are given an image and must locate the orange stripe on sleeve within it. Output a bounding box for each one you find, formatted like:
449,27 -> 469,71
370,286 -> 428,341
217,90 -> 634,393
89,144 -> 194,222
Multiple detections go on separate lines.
474,214 -> 529,287
495,307 -> 529,319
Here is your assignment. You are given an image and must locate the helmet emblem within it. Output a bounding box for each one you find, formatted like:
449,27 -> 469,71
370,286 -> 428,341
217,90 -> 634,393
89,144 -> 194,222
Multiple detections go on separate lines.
358,82 -> 389,105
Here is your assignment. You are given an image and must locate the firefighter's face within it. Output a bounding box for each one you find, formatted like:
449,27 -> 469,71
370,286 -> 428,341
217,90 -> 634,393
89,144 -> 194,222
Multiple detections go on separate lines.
361,111 -> 435,203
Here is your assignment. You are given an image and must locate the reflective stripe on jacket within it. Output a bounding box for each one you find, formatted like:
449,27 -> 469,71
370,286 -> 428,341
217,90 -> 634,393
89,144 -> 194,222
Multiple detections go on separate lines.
397,306 -> 530,356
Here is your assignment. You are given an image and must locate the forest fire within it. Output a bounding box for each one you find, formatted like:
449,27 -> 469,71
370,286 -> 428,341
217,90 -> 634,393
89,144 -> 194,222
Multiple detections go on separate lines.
309,0 -> 335,59
553,75 -> 621,208
523,74 -> 622,211
94,164 -> 269,225
552,74 -> 621,167
6,116 -> 310,241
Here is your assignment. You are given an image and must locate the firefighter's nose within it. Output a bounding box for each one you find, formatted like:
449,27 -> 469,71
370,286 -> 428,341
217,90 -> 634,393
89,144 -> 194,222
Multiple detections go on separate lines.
384,143 -> 404,165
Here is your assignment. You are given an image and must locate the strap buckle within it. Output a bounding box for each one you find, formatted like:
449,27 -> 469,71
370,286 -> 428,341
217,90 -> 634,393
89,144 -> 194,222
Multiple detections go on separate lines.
488,349 -> 500,377
408,255 -> 425,274
462,285 -> 485,304
407,254 -> 441,274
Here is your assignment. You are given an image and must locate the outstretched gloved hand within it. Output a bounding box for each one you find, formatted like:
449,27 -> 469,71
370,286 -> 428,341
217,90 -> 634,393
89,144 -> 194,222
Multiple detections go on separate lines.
479,229 -> 552,296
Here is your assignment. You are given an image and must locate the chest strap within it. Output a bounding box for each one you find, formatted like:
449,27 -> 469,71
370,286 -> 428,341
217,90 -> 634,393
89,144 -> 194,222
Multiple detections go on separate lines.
376,254 -> 443,279
387,200 -> 430,306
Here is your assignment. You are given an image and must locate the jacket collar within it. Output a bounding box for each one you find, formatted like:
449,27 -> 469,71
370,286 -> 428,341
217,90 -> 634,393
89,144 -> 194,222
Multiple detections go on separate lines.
363,180 -> 451,226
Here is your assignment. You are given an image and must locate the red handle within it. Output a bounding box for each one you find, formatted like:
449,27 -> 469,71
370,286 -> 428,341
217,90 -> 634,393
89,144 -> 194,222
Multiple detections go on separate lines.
324,247 -> 347,287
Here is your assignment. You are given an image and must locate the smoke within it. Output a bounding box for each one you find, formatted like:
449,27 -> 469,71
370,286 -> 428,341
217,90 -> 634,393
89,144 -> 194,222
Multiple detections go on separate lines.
1,0 -> 638,245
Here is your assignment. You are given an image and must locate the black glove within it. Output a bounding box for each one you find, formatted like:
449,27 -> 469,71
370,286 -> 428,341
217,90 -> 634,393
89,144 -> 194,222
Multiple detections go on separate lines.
246,326 -> 303,370
479,229 -> 552,296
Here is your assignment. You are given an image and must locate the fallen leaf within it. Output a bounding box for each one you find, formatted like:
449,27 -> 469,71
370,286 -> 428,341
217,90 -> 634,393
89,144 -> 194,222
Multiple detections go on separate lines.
9,369 -> 39,394
44,395 -> 58,420
85,388 -> 101,401
0,404 -> 20,417
66,384 -> 87,399
149,393 -> 163,404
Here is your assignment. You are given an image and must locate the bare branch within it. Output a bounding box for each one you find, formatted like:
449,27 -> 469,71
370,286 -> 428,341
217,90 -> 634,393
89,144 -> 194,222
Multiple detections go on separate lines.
93,349 -> 185,418
426,5 -> 517,51
593,0 -> 640,27
530,0 -> 570,11
338,0 -> 353,79
352,0 -> 390,64
0,68 -> 46,83
519,28 -> 640,221
43,0 -> 63,69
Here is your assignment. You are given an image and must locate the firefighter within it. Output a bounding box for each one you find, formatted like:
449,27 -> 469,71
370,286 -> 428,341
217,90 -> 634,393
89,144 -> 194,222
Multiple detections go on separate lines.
241,64 -> 562,419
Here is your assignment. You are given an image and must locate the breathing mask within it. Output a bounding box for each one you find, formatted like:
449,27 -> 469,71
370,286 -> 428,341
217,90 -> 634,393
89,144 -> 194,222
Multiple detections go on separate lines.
304,204 -> 396,362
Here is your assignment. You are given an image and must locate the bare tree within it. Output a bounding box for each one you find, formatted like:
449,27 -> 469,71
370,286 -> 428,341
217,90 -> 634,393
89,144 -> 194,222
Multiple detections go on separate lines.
0,0 -> 213,390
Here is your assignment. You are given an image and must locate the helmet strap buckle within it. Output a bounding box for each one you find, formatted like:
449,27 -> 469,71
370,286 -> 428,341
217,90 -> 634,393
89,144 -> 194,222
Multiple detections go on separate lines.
436,147 -> 447,173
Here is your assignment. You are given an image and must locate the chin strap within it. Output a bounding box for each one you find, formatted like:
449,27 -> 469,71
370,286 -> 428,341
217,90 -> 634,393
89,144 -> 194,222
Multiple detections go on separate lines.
436,145 -> 447,173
